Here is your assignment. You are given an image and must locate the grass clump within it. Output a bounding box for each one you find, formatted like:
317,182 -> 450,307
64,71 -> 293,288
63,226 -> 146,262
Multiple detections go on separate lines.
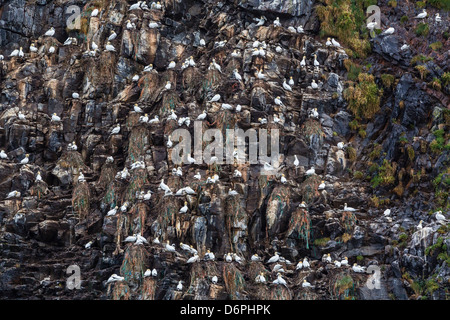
411,55 -> 433,65
344,59 -> 362,81
371,159 -> 396,188
415,23 -> 430,37
381,74 -> 395,88
430,41 -> 443,51
344,73 -> 383,119
314,237 -> 330,247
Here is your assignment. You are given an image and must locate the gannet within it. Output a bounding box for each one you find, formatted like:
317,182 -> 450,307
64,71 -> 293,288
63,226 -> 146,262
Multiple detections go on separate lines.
187,254 -> 199,264
275,45 -> 282,53
296,261 -> 303,270
288,76 -> 294,86
152,237 -> 160,245
212,276 -> 218,284
288,26 -> 296,33
302,279 -> 312,288
331,38 -> 341,47
303,257 -> 310,268
251,254 -> 261,262
85,240 -> 93,249
258,117 -> 267,124
297,25 -> 304,33
267,252 -> 280,264
283,79 -> 292,91
144,269 -> 151,277
143,64 -> 153,72
48,46 -> 55,54
280,174 -> 287,184
20,154 -> 29,164
152,268 -> 157,277
129,1 -> 142,10
305,167 -> 315,175
196,110 -> 207,120
133,104 -> 143,113
124,234 -> 137,243
258,272 -> 266,284
254,16 -> 266,26
30,42 -> 38,52
258,46 -> 266,56
228,189 -> 239,196
194,172 -> 201,180
108,31 -> 117,41
199,38 -> 206,46
139,113 -> 149,123
44,27 -> 55,37
0,55 -> 3,60
1,150 -> 9,159
127,20 -> 136,30
167,60 -> 176,69
10,47 -> 24,58
105,42 -> 115,52
274,96 -> 284,107
366,21 -> 377,30
415,9 -> 427,19
132,74 -> 139,82
313,54 -> 320,67
273,17 -> 281,27
352,263 -> 366,273
231,50 -> 240,58
176,281 -> 183,291
179,201 -> 188,214
214,40 -> 227,48
343,203 -> 357,212
91,41 -> 98,51
273,273 -> 287,286
51,113 -> 61,122
435,13 -> 441,23
221,103 -> 233,110
106,274 -> 124,284
233,69 -> 242,81
318,181 -> 326,190
120,168 -> 130,180
165,81 -> 172,90
300,56 -> 306,67
273,263 -> 284,273
119,201 -> 128,213
186,154 -> 196,164
211,59 -> 222,73
326,38 -> 332,46
311,79 -> 318,89
400,44 -> 410,51
383,209 -> 391,216
6,190 -> 21,199
18,111 -> 25,120
107,206 -> 118,216
293,155 -> 299,168
209,94 -> 221,102
382,27 -> 395,35
225,253 -> 233,262
111,124 -> 121,134
188,56 -> 195,67
435,211 -> 446,223
337,142 -> 345,150
233,169 -> 242,178
233,254 -> 243,264
165,241 -> 176,252
151,1 -> 162,10
148,21 -> 159,28
256,69 -> 265,79
63,37 -> 73,46
72,92 -> 79,99
204,250 -> 215,261
148,115 -> 159,124
78,172 -> 85,183
325,253 -> 332,263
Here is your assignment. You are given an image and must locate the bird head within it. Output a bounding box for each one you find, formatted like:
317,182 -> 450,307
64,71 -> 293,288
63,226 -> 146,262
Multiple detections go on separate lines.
26,154 -> 29,157
321,180 -> 324,183
184,201 -> 187,205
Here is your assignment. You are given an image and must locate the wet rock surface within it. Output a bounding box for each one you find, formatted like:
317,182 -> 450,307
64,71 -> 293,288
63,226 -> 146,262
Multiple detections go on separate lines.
0,0 -> 449,300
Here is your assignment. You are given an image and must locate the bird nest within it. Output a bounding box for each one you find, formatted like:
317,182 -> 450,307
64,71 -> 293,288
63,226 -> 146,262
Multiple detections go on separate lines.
161,91 -> 181,115
128,202 -> 148,236
56,150 -> 90,174
286,207 -> 312,249
97,163 -> 116,191
141,277 -> 157,300
268,285 -> 292,300
72,181 -> 90,220
223,264 -> 246,300
120,244 -> 148,284
128,127 -> 149,162
299,174 -> 322,204
111,281 -> 131,300
125,168 -> 149,203
300,119 -> 323,144
103,180 -> 125,209
330,272 -> 357,300
341,211 -> 357,233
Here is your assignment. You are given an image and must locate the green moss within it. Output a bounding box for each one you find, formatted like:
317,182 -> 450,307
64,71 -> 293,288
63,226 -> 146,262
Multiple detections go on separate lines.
388,0 -> 397,7
415,23 -> 430,37
369,144 -> 382,160
381,74 -> 395,88
430,129 -> 445,153
344,73 -> 383,120
407,146 -> 415,161
344,59 -> 362,81
349,119 -> 359,131
356,255 -> 364,262
400,15 -> 409,24
371,159 -> 396,188
353,171 -> 364,179
347,146 -> 357,161
430,41 -> 443,51
428,0 -> 450,10
411,55 -> 433,65
314,237 -> 330,246
416,1 -> 427,8
442,72 -> 450,87
415,65 -> 429,80
358,129 -> 367,138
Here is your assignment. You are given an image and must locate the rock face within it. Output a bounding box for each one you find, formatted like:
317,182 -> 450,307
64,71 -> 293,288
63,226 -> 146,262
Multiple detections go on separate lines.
0,0 -> 449,300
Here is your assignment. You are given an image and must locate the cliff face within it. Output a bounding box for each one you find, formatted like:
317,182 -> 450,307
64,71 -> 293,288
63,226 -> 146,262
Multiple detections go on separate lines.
0,0 -> 449,300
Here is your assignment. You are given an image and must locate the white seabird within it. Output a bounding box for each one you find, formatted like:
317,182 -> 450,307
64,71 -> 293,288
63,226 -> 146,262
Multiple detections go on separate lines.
165,241 -> 176,252
106,274 -> 124,284
108,31 -> 117,41
273,273 -> 287,286
20,154 -> 29,164
187,254 -> 199,264
105,42 -> 116,52
352,263 -> 366,273
343,203 -> 357,212
107,206 -> 118,216
6,190 -> 21,199
111,124 -> 121,135
251,254 -> 261,262
179,201 -> 189,214
194,172 -> 201,180
212,276 -> 218,284
274,96 -> 284,107
267,252 -> 280,264
209,94 -> 220,103
305,167 -> 315,176
382,27 -> 395,35
302,257 -> 310,268
176,281 -> 183,291
273,17 -> 281,27
44,27 -> 55,37
283,79 -> 292,92
302,279 -> 312,288
415,9 -> 427,19
0,150 -> 8,159
318,181 -> 326,190
311,80 -> 318,89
